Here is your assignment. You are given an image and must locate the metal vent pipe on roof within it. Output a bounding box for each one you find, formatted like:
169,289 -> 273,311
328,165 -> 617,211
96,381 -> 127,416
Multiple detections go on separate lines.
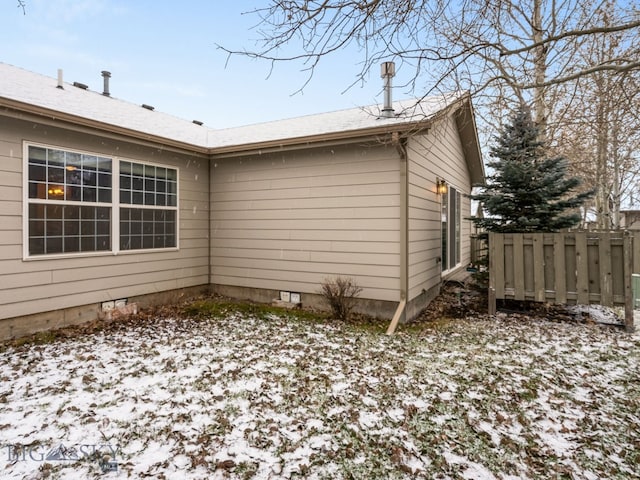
381,61 -> 395,118
101,70 -> 111,97
57,69 -> 64,89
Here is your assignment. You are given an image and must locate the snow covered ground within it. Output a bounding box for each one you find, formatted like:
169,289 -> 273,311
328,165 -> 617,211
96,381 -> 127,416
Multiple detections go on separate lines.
1,309 -> 638,479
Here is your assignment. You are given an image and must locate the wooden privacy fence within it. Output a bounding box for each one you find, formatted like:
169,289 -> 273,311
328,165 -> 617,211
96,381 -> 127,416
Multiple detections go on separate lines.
470,234 -> 488,266
488,231 -> 639,331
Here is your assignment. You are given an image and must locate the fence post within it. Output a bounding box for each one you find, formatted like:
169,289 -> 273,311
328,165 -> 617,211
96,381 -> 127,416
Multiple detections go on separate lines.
624,232 -> 635,332
488,233 -> 497,315
634,231 -> 640,275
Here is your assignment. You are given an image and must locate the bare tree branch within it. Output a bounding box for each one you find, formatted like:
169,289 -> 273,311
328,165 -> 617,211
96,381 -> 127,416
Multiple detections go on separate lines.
522,61 -> 640,90
500,18 -> 640,57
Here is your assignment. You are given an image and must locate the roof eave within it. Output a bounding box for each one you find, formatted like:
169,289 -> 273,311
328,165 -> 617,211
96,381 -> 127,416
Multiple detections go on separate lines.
454,95 -> 485,186
0,97 -> 210,155
208,120 -> 431,158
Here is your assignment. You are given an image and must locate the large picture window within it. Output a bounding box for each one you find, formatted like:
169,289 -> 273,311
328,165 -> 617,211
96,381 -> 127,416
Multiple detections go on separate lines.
25,144 -> 178,258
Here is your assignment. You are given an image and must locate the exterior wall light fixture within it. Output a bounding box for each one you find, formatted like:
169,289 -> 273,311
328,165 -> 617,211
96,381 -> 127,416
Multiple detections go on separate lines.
437,179 -> 448,195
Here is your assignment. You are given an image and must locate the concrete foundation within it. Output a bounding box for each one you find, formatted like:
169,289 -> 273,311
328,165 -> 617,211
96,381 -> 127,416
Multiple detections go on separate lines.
0,285 -> 209,342
1,280 -> 447,341
406,283 -> 441,321
211,284 -> 400,320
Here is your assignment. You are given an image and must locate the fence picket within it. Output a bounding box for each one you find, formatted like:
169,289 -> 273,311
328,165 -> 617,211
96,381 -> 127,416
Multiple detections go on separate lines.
513,235 -> 525,301
575,234 -> 589,304
487,231 -> 633,330
599,232 -> 613,306
554,234 -> 567,304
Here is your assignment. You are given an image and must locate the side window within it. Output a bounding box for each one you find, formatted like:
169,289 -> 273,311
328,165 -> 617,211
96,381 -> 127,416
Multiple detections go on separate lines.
440,183 -> 461,272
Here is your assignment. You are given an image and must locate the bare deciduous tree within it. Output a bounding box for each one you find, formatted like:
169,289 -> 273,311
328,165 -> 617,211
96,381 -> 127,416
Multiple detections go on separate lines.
220,0 -> 640,133
549,1 -> 640,228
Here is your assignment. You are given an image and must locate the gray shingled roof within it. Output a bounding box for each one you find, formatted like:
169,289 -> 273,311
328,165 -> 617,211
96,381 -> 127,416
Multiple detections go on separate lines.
0,62 -> 464,150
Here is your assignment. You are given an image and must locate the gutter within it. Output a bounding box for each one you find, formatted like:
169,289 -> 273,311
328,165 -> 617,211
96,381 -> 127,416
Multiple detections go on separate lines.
208,122 -> 430,158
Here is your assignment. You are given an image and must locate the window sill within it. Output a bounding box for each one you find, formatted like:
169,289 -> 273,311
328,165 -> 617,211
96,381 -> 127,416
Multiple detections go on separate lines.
23,247 -> 179,261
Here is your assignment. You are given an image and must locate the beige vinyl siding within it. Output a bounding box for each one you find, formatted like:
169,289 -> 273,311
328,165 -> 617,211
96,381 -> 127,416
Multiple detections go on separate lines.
0,116 -> 209,320
0,135 -> 22,260
407,115 -> 473,301
211,143 -> 401,302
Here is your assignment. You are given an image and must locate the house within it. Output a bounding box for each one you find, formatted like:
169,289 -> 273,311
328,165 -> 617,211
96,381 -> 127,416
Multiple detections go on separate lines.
621,210 -> 640,230
0,62 -> 484,339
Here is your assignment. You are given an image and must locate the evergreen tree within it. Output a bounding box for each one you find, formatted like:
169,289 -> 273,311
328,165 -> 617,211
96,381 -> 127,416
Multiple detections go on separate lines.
471,108 -> 592,233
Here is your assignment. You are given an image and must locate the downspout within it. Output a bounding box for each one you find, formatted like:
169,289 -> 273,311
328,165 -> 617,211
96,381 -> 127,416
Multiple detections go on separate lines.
208,157 -> 213,293
386,132 -> 409,334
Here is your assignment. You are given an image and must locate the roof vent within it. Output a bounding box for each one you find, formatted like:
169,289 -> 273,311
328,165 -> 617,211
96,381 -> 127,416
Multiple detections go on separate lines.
192,120 -> 203,126
57,69 -> 64,89
141,104 -> 155,111
73,81 -> 88,90
101,70 -> 111,97
380,61 -> 395,118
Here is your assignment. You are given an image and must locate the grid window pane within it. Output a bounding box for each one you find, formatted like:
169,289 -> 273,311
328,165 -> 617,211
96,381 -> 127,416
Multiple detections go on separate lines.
83,187 -> 97,202
119,161 -> 177,207
49,150 -> 65,167
29,164 -> 46,182
27,204 -> 111,255
120,208 -> 176,250
132,176 -> 143,191
84,171 -> 97,187
65,237 -> 79,252
27,146 -> 112,204
29,181 -> 45,199
29,147 -> 46,164
83,155 -> 97,170
99,188 -> 112,203
48,167 -> 64,184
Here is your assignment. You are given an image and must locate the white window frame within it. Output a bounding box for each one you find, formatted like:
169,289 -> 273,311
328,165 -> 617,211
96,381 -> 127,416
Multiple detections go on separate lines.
440,181 -> 462,273
23,142 -> 179,260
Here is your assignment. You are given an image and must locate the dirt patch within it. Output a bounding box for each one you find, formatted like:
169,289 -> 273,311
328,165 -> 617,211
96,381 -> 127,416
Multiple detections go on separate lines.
413,280 -> 487,323
409,280 -> 625,328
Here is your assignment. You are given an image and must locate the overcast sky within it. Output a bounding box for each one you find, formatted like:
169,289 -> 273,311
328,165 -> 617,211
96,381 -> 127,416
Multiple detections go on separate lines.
1,0 -> 417,129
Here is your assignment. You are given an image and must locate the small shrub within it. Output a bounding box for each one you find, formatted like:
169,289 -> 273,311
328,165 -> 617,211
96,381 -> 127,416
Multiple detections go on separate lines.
320,276 -> 363,321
